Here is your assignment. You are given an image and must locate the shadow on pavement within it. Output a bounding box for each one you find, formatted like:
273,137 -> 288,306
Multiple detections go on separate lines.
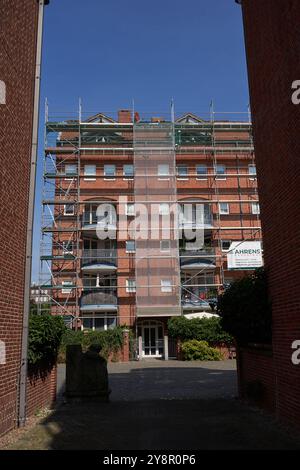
9,364 -> 300,450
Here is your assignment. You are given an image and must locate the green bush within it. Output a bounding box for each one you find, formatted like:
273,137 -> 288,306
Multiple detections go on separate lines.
167,316 -> 233,346
181,340 -> 222,361
28,314 -> 66,372
218,268 -> 272,346
58,327 -> 125,362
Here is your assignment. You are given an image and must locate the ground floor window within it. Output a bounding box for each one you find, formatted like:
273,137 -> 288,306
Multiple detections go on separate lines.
81,313 -> 117,331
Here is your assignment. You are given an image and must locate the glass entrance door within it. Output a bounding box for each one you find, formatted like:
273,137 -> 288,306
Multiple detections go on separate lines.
141,322 -> 164,357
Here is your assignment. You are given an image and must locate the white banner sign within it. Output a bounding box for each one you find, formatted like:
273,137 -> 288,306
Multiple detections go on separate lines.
227,241 -> 263,270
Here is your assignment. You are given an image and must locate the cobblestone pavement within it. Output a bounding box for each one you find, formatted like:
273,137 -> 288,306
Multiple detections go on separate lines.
5,361 -> 300,450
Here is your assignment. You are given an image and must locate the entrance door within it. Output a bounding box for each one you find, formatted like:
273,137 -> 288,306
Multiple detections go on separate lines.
142,322 -> 164,358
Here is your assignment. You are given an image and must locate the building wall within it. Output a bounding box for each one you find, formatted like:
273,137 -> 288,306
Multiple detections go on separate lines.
0,0 -> 39,436
237,347 -> 276,412
43,114 -> 262,341
238,0 -> 300,427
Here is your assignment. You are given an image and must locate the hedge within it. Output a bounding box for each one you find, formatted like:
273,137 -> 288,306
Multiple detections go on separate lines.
58,327 -> 125,362
28,314 -> 66,374
167,316 -> 233,346
181,340 -> 222,361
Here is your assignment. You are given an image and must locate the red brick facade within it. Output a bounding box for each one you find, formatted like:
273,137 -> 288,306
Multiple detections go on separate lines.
41,109 -> 262,360
238,0 -> 300,428
237,347 -> 275,412
0,1 -> 51,436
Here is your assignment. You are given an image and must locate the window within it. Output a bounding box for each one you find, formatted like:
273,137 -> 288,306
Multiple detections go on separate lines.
219,202 -> 229,215
159,203 -> 170,215
126,240 -> 135,252
84,164 -> 96,180
126,203 -> 135,216
82,314 -> 116,331
251,202 -> 260,214
196,164 -> 207,179
104,164 -> 116,178
161,279 -> 172,293
158,164 -> 170,178
123,164 -> 134,179
160,240 -> 170,252
62,281 -> 73,294
177,165 -> 188,178
216,164 -> 226,180
64,204 -> 74,216
221,240 -> 231,252
65,164 -> 77,176
248,164 -> 257,178
126,279 -> 136,293
62,241 -> 73,254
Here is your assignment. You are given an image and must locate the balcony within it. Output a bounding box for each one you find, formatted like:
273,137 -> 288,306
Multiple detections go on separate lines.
81,249 -> 117,273
178,212 -> 214,230
181,297 -> 212,312
180,248 -> 216,271
81,213 -> 116,234
80,290 -> 117,313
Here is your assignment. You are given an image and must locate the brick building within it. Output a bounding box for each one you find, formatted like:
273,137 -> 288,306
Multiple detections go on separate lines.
0,1 -> 49,436
236,0 -> 300,427
40,106 -> 262,359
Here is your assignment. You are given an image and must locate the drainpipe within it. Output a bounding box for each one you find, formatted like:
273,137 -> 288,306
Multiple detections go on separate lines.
18,0 -> 48,427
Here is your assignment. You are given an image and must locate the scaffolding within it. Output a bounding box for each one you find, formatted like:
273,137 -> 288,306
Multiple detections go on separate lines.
38,102 -> 262,327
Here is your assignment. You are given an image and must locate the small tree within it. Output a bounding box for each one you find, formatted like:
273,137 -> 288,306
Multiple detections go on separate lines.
217,268 -> 272,346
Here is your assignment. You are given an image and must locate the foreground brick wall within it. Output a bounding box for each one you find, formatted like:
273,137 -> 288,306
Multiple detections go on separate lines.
237,347 -> 276,412
26,367 -> 57,417
0,1 -> 39,436
238,0 -> 300,427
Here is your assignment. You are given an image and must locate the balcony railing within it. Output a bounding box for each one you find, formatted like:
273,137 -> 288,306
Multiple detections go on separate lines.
80,290 -> 117,310
180,247 -> 216,269
178,214 -> 213,228
81,249 -> 117,268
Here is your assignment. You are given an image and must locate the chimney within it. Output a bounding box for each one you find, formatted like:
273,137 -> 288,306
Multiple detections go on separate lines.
118,109 -> 132,123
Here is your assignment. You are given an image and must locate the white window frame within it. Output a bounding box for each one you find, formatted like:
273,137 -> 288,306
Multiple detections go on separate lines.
216,164 -> 226,180
126,240 -> 136,253
64,164 -> 77,180
158,164 -> 170,180
81,314 -> 117,331
62,241 -> 73,254
62,281 -> 73,294
64,204 -> 75,216
196,164 -> 208,180
159,203 -> 170,215
123,164 -> 134,180
84,164 -> 96,181
126,279 -> 136,293
219,202 -> 230,215
251,202 -> 260,215
161,279 -> 172,293
104,164 -> 116,179
248,164 -> 257,179
177,165 -> 188,179
125,203 -> 135,216
221,240 -> 232,252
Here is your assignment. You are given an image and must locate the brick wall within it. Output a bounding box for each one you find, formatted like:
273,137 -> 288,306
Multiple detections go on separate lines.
238,0 -> 300,428
0,1 -> 39,436
26,366 -> 57,417
237,347 -> 276,412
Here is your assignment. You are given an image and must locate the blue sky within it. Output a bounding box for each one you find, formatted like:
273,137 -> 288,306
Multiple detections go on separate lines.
32,0 -> 248,282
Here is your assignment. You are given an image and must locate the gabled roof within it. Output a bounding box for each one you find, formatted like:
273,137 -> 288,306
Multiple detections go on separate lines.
176,113 -> 206,124
86,112 -> 116,124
